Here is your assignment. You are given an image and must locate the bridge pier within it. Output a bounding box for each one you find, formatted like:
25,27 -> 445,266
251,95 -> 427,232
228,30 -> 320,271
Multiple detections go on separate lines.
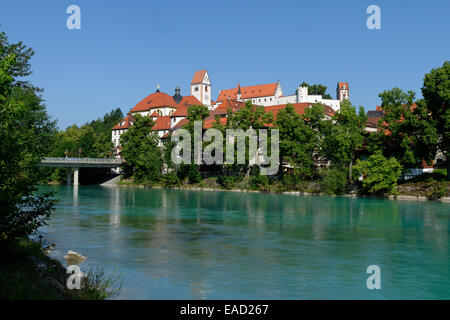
67,168 -> 72,185
74,168 -> 79,186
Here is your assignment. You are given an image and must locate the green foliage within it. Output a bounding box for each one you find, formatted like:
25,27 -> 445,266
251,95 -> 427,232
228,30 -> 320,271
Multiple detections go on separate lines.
425,182 -> 448,200
0,30 -> 56,242
188,164 -> 202,184
217,174 -> 243,190
320,166 -> 348,195
161,172 -> 180,188
376,88 -> 437,168
354,152 -> 403,195
120,114 -> 162,183
422,61 -> 450,180
78,265 -> 122,300
322,100 -> 367,181
50,107 -> 123,159
276,103 -> 316,179
250,174 -> 270,192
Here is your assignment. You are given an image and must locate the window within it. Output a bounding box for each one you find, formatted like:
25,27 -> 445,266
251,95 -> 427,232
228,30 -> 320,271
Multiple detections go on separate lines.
195,87 -> 199,92
205,86 -> 208,92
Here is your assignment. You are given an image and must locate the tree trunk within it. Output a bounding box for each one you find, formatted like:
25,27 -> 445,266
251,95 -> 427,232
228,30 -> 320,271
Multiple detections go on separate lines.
349,161 -> 353,182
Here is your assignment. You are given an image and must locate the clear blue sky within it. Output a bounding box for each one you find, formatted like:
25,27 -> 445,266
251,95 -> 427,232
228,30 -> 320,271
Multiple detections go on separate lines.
1,0 -> 449,130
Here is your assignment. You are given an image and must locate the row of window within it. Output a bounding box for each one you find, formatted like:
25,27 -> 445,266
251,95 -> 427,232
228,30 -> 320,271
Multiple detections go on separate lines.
251,97 -> 273,103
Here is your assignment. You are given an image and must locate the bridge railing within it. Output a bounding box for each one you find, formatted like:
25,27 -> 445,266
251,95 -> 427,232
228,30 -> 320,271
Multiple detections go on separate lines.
41,157 -> 124,164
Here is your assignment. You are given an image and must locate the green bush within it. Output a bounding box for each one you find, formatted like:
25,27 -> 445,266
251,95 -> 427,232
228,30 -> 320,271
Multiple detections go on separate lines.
218,175 -> 237,190
354,152 -> 403,195
250,174 -> 270,192
161,172 -> 180,188
320,166 -> 348,195
426,182 -> 448,200
188,164 -> 202,184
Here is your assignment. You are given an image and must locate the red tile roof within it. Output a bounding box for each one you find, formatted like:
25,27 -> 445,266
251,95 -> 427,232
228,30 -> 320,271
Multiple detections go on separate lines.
112,114 -> 135,130
338,82 -> 349,90
265,103 -> 335,118
129,91 -> 202,114
203,117 -> 227,129
172,104 -> 188,117
151,116 -> 171,131
217,83 -> 278,102
214,99 -> 246,112
172,118 -> 189,130
191,70 -> 207,84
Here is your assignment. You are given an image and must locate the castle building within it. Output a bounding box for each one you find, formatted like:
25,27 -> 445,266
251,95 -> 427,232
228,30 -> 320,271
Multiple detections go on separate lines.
215,81 -> 347,111
111,69 -> 348,156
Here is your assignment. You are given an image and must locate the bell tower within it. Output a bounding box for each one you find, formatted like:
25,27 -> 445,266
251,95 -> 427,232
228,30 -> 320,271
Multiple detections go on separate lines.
337,82 -> 349,102
190,70 -> 211,106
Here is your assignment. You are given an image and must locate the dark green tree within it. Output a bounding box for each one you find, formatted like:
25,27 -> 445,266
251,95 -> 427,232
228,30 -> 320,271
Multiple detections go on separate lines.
322,100 -> 367,180
354,151 -> 403,195
0,30 -> 57,241
422,61 -> 450,180
120,114 -> 162,183
376,88 -> 438,169
276,103 -> 317,180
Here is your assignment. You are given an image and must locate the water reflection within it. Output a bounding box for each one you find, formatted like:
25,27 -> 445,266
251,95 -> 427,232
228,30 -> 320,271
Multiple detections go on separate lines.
40,186 -> 450,299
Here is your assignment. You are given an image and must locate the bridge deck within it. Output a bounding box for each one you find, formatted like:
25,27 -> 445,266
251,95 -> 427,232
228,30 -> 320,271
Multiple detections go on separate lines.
39,157 -> 124,168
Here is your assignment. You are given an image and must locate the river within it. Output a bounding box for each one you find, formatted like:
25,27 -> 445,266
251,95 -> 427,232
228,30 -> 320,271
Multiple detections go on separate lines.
38,185 -> 450,299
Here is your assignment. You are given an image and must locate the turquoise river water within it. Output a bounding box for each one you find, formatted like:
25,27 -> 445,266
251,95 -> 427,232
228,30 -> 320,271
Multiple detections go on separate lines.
38,185 -> 450,299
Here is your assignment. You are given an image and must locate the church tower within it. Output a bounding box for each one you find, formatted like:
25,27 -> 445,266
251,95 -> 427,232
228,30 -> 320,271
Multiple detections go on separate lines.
337,82 -> 349,102
191,70 -> 211,106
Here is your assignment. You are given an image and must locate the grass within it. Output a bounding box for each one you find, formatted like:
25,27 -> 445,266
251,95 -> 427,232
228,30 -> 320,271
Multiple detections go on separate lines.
0,240 -> 121,300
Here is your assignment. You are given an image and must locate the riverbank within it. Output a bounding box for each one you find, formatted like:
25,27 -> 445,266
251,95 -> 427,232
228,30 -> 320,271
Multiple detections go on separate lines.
116,177 -> 450,202
0,240 -> 120,300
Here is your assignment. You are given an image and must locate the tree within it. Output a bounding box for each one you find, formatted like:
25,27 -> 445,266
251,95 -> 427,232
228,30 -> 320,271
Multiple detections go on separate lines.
276,103 -> 317,180
120,114 -> 162,183
376,88 -> 437,169
422,61 -> 450,180
322,100 -> 367,180
226,101 -> 274,178
354,151 -> 402,195
0,30 -> 56,241
299,82 -> 333,99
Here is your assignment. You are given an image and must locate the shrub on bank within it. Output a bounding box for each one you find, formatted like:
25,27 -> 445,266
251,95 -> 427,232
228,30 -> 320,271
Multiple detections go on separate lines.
161,172 -> 180,188
354,152 -> 403,195
188,164 -> 202,184
320,166 -> 348,195
426,182 -> 448,200
250,175 -> 270,192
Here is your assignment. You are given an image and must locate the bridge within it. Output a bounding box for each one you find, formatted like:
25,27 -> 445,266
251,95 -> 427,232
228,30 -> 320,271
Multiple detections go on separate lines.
39,157 -> 124,186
